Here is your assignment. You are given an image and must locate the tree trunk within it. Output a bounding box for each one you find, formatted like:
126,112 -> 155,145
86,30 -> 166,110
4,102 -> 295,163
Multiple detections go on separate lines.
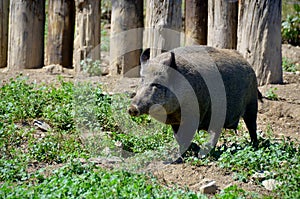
185,0 -> 207,46
110,0 -> 144,77
143,0 -> 151,49
8,0 -> 45,70
147,0 -> 182,58
207,0 -> 238,49
73,0 -> 101,72
237,0 -> 282,85
46,0 -> 75,68
0,0 -> 9,68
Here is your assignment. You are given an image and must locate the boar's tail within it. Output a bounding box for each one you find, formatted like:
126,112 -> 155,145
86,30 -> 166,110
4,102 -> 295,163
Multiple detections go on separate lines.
257,89 -> 263,103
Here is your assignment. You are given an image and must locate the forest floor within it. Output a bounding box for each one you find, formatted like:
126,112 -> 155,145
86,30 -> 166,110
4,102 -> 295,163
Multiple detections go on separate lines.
0,46 -> 299,197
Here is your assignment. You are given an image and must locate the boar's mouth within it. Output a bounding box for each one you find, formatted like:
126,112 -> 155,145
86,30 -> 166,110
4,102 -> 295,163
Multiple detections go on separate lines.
128,102 -> 168,118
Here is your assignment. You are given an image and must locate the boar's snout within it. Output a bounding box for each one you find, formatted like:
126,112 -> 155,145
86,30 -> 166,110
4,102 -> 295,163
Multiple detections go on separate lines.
128,105 -> 140,117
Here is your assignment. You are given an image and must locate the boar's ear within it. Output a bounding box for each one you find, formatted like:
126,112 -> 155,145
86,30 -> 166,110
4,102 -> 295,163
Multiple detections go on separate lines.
140,48 -> 150,65
170,52 -> 176,70
161,51 -> 177,70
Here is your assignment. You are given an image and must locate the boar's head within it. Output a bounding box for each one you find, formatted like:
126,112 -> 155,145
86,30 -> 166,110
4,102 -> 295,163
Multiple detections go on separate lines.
128,49 -> 180,123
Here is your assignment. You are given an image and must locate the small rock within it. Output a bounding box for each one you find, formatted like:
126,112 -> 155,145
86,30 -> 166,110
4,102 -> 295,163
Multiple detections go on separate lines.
101,66 -> 110,76
251,171 -> 277,181
200,178 -> 214,184
43,64 -> 63,74
115,140 -> 123,148
33,120 -> 51,132
252,171 -> 270,180
200,180 -> 217,194
262,179 -> 280,191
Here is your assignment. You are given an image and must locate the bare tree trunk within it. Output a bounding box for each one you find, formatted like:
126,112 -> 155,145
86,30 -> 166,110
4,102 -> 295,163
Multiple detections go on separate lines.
185,0 -> 207,46
110,0 -> 144,77
147,0 -> 182,58
0,0 -> 9,68
143,0 -> 151,49
207,0 -> 238,49
46,0 -> 75,68
73,0 -> 101,72
237,0 -> 282,85
8,0 -> 45,70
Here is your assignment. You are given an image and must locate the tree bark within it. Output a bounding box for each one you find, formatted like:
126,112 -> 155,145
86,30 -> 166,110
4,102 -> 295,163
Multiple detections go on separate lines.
146,0 -> 182,58
110,0 -> 144,77
207,0 -> 238,49
237,0 -> 282,85
143,0 -> 151,49
46,0 -> 75,68
73,0 -> 101,72
8,0 -> 45,69
185,0 -> 207,46
0,0 -> 9,68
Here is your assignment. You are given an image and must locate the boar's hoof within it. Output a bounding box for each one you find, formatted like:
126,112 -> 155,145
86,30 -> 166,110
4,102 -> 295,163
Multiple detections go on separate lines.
163,157 -> 184,164
170,143 -> 201,164
171,157 -> 184,164
128,105 -> 140,117
252,140 -> 259,150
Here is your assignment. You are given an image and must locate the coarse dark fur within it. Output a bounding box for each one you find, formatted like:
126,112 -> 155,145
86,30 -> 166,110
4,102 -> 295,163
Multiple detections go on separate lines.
128,46 -> 260,157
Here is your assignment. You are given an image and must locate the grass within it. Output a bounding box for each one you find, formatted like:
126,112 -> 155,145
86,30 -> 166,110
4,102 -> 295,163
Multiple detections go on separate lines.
0,76 -> 299,198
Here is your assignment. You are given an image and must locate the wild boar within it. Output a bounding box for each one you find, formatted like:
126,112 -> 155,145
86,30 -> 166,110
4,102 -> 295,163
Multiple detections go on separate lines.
128,46 -> 260,161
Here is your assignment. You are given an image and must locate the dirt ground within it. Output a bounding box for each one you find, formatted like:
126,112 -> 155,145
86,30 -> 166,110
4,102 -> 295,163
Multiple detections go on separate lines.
0,55 -> 299,196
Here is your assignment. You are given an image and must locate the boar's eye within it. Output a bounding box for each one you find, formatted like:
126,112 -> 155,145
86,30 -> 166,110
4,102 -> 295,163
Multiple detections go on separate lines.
150,83 -> 164,89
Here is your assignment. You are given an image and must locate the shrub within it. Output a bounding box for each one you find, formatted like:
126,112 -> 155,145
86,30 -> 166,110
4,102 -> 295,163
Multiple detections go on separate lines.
282,4 -> 300,46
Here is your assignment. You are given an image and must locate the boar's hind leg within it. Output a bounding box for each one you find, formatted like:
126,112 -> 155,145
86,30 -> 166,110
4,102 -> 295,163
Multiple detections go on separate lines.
172,124 -> 180,134
243,103 -> 258,148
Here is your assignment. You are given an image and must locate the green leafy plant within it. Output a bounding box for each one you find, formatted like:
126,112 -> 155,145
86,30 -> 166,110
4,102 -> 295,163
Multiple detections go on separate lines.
1,77 -> 300,198
111,125 -> 173,153
282,4 -> 300,45
0,157 -> 29,182
73,84 -> 118,132
216,185 -> 258,199
101,24 -> 110,52
80,58 -> 102,77
0,162 -> 204,198
130,114 -> 152,125
216,132 -> 300,198
265,87 -> 279,101
282,57 -> 297,72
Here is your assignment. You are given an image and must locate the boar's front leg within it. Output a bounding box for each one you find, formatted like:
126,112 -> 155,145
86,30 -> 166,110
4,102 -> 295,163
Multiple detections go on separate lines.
171,124 -> 223,163
171,124 -> 200,164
